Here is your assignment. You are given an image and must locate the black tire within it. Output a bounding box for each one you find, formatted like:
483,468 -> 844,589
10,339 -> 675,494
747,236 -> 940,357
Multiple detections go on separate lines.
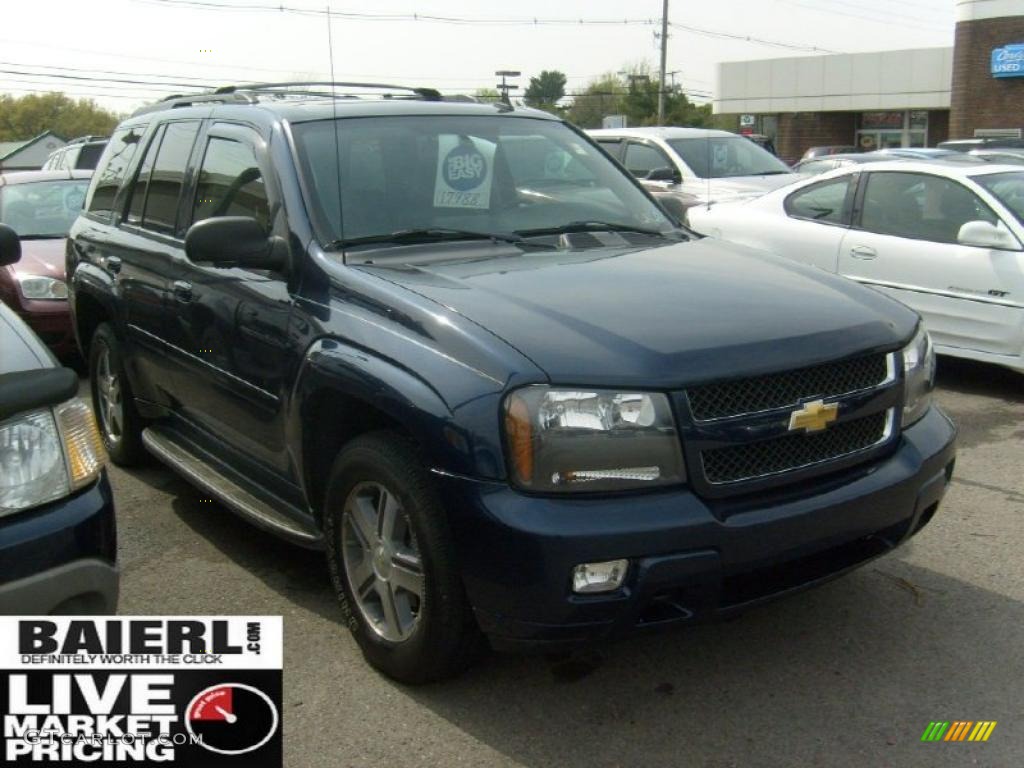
89,322 -> 146,466
323,431 -> 481,684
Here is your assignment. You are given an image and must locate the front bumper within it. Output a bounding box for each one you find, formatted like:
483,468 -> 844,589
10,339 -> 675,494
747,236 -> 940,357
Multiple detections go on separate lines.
0,472 -> 119,615
437,406 -> 956,649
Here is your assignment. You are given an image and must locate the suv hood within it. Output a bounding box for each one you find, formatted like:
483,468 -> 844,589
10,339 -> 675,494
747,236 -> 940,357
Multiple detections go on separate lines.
359,239 -> 916,388
10,237 -> 67,279
680,174 -> 798,204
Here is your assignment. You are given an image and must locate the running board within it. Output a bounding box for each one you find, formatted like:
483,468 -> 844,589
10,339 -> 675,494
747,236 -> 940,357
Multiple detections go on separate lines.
142,427 -> 323,549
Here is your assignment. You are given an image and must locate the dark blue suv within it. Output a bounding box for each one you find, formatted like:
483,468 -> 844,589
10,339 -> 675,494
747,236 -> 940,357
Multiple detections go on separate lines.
67,83 -> 955,683
0,224 -> 117,614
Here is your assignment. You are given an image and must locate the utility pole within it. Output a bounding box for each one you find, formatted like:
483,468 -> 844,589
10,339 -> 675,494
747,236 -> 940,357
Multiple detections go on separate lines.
658,0 -> 669,124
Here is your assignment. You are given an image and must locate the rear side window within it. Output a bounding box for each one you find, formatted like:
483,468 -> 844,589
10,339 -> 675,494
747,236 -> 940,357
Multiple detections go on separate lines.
140,121 -> 200,236
86,127 -> 144,220
124,126 -> 164,226
785,176 -> 853,224
192,137 -> 270,229
76,143 -> 106,170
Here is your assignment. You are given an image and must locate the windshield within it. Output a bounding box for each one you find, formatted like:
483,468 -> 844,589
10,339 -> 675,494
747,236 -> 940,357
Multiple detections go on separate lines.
976,171 -> 1024,226
291,116 -> 673,246
0,179 -> 90,238
667,137 -> 792,179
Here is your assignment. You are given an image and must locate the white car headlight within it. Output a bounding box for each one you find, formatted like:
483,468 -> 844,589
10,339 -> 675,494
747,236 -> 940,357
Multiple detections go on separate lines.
16,274 -> 68,300
503,387 -> 685,492
902,326 -> 935,427
0,400 -> 105,516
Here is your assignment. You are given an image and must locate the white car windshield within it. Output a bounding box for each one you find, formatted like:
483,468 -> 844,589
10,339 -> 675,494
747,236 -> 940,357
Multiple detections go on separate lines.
292,116 -> 674,246
976,171 -> 1024,226
668,137 -> 792,179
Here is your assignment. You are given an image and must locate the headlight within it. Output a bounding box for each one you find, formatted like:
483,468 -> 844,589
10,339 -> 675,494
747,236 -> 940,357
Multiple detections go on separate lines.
0,400 -> 105,516
901,326 -> 935,426
16,274 -> 68,300
503,387 -> 685,492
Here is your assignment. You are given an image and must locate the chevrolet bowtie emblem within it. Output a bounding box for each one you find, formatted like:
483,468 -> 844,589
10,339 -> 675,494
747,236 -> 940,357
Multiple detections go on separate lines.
788,399 -> 839,433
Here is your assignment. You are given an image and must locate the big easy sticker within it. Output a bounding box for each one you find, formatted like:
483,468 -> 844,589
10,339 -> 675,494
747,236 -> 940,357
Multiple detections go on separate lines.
433,135 -> 496,209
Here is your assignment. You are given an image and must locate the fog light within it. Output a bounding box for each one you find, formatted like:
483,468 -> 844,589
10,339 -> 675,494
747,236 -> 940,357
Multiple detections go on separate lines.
572,559 -> 629,594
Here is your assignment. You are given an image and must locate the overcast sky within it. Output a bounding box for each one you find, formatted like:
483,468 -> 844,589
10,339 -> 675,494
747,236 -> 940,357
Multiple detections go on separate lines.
1,0 -> 955,115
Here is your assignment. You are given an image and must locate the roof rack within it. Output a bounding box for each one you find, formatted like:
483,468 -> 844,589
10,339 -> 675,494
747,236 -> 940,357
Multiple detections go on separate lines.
215,81 -> 442,101
66,135 -> 109,144
129,81 -> 442,118
131,91 -> 257,117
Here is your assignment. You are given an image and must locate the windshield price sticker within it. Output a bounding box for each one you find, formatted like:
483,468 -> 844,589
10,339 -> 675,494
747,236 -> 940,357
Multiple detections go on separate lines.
434,135 -> 496,209
0,617 -> 282,767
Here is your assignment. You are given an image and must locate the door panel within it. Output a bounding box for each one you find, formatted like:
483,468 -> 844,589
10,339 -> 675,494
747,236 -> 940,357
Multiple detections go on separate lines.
840,170 -> 1024,356
168,124 -> 297,479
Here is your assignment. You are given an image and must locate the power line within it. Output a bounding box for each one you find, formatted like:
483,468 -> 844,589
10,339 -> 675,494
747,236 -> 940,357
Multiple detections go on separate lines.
133,0 -> 836,53
0,68 -> 212,91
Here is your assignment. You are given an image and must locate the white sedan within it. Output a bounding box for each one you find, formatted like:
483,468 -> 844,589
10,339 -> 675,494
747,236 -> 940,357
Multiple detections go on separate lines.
687,160 -> 1024,374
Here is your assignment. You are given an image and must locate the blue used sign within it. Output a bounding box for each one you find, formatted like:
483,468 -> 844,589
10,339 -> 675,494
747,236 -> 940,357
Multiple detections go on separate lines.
992,44 -> 1024,78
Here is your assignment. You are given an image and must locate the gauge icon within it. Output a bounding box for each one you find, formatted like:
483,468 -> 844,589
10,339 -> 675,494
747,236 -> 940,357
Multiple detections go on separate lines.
185,683 -> 279,756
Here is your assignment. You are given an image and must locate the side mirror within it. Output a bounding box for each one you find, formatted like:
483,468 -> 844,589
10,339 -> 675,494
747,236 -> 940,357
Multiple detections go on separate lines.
957,220 -> 1021,251
184,217 -> 288,271
0,223 -> 21,267
645,166 -> 680,184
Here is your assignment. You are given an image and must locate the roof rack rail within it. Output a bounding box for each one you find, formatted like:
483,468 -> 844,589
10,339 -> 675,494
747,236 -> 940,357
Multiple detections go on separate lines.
66,135 -> 109,144
130,91 -> 258,117
214,81 -> 443,101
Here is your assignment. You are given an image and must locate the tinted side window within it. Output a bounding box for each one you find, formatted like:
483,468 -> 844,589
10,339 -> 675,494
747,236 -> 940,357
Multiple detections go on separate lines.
596,138 -> 622,157
192,137 -> 270,229
624,142 -> 670,177
142,121 -> 200,236
860,172 -> 996,244
785,177 -> 852,224
124,126 -> 164,226
86,126 -> 144,220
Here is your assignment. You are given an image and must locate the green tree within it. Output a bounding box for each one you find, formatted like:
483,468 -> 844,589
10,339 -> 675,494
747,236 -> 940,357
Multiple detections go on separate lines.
523,70 -> 567,112
473,87 -> 501,103
565,74 -> 626,129
0,93 -> 120,142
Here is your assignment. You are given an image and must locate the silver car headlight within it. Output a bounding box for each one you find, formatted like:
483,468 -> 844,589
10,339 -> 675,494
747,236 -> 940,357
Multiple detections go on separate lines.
503,387 -> 685,492
16,274 -> 68,300
901,326 -> 935,427
0,400 -> 105,516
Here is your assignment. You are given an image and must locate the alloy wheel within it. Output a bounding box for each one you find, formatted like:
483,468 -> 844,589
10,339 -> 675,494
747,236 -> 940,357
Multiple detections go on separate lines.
95,345 -> 124,444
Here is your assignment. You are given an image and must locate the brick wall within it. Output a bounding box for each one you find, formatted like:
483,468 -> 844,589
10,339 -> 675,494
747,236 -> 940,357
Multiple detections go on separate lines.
950,15 -> 1024,139
774,112 -> 857,164
928,110 -> 950,145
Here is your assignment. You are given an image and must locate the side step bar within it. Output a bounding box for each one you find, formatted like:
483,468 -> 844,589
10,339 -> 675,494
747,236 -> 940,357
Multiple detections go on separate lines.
142,427 -> 323,549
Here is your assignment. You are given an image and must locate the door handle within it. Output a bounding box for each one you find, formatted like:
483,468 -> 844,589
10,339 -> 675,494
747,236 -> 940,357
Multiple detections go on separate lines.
173,280 -> 193,302
106,255 -> 122,273
849,245 -> 878,260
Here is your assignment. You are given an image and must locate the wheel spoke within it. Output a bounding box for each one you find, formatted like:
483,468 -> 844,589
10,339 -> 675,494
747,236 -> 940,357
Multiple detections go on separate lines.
350,556 -> 375,596
376,581 -> 402,638
389,555 -> 423,599
109,404 -> 123,435
349,495 -> 378,547
377,488 -> 399,541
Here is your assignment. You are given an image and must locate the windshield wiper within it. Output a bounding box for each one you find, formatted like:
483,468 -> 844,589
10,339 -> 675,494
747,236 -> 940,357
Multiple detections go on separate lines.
329,227 -> 555,249
516,220 -> 669,237
749,171 -> 791,176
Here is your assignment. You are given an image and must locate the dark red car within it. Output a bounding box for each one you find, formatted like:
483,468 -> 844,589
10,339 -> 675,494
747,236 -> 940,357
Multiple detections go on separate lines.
0,170 -> 91,358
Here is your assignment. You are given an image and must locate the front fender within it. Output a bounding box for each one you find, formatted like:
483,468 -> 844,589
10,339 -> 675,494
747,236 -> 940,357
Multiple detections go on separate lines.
291,338 -> 511,493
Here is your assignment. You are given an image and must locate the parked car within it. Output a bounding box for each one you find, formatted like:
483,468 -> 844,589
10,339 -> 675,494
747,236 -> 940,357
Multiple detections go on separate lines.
589,127 -> 799,211
0,170 -> 92,358
42,136 -> 109,172
688,160 -> 1024,374
970,148 -> 1024,165
69,84 -> 955,683
939,137 -> 1024,153
793,153 -> 880,175
744,133 -> 777,155
0,223 -> 117,614
799,145 -> 859,161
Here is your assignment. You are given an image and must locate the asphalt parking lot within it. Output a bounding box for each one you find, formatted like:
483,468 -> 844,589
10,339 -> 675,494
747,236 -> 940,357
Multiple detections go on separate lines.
102,357 -> 1023,768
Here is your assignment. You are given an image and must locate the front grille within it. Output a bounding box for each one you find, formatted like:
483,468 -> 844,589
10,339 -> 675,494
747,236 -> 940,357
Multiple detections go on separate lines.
687,354 -> 889,421
701,411 -> 889,485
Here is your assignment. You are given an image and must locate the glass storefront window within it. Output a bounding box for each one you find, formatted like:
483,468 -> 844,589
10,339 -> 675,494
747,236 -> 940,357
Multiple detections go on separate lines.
861,111 -> 905,130
856,111 -> 929,150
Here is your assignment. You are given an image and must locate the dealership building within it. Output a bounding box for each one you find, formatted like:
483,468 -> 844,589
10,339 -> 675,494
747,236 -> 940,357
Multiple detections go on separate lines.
714,0 -> 1024,162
